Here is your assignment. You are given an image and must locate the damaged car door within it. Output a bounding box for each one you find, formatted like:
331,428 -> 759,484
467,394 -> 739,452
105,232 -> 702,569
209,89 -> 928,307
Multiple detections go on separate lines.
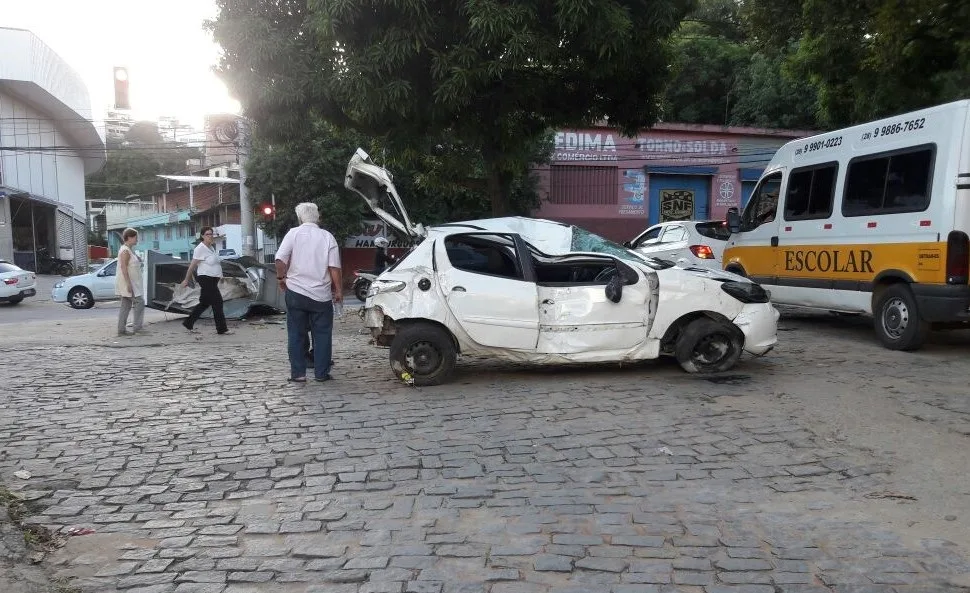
434,233 -> 540,350
532,253 -> 655,354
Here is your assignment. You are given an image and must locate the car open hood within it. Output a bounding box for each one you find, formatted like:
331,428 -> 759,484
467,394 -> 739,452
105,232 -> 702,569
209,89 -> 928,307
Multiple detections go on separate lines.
144,250 -> 285,319
344,148 -> 425,240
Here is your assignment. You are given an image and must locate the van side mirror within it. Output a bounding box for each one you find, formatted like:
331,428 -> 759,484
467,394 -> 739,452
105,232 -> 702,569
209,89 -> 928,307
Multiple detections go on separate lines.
726,208 -> 741,234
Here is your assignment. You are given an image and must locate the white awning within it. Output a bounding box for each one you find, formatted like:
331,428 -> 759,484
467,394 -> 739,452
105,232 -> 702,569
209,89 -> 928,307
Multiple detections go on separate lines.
157,175 -> 240,184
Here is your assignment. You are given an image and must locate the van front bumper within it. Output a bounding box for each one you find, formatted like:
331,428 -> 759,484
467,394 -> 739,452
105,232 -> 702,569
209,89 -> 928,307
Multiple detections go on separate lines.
912,283 -> 970,322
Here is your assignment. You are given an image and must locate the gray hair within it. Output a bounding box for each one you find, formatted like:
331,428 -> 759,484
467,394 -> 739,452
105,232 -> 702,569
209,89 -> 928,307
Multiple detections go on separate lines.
294,202 -> 319,224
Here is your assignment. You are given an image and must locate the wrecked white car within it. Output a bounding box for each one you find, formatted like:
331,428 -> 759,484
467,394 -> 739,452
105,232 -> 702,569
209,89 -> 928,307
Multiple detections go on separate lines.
345,148 -> 779,386
144,251 -> 285,319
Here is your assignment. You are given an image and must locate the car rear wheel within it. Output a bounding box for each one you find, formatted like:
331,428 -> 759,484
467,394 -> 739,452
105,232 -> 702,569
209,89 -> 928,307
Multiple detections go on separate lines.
675,318 -> 743,373
6,296 -> 23,305
873,284 -> 928,351
68,287 -> 94,309
389,323 -> 457,386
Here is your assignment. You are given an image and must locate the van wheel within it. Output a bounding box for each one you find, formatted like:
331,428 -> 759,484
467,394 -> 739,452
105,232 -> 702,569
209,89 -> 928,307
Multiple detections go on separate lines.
874,284 -> 929,351
675,318 -> 743,373
389,323 -> 457,386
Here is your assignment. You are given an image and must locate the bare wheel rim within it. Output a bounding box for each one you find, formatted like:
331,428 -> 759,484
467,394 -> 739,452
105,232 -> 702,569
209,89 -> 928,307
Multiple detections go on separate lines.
881,296 -> 909,340
691,333 -> 732,366
406,340 -> 442,376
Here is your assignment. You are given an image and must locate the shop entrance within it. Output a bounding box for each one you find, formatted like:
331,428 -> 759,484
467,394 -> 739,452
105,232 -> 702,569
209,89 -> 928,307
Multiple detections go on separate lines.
647,175 -> 710,225
10,196 -> 57,272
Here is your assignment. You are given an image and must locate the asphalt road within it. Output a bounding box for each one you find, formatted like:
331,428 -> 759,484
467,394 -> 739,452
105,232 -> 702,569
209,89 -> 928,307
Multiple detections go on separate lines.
0,274 -> 166,324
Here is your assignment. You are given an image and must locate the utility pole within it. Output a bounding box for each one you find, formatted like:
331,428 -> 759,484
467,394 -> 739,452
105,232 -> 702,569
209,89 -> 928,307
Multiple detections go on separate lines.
237,116 -> 256,258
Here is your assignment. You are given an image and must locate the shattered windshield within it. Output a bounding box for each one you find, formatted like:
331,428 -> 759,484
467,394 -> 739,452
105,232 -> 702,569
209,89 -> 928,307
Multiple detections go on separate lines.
569,226 -> 668,268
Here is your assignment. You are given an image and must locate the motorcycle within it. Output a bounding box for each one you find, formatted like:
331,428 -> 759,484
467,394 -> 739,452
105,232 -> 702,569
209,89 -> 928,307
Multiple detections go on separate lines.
36,246 -> 74,276
352,270 -> 378,302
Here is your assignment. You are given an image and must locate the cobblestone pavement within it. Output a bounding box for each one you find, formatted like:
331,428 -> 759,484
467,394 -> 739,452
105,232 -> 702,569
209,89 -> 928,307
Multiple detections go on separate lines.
1,307 -> 969,593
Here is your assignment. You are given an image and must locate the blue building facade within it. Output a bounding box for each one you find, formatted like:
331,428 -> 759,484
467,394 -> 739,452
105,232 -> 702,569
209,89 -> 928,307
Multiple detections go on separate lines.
107,210 -> 195,260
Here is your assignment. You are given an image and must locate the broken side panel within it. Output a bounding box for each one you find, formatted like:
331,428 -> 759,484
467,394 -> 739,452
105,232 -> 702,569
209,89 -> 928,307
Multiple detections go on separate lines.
145,250 -> 285,319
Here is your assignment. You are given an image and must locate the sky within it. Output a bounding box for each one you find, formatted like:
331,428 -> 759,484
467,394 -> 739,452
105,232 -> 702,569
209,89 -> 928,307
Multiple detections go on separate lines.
3,0 -> 241,133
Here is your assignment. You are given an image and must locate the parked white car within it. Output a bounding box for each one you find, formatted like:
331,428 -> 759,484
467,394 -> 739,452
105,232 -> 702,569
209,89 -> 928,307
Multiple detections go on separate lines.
344,148 -> 779,386
51,258 -> 120,309
0,260 -> 37,305
625,220 -> 731,269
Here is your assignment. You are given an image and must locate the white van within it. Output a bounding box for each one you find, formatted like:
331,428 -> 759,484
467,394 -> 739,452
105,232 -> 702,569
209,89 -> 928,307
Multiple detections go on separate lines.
723,99 -> 970,350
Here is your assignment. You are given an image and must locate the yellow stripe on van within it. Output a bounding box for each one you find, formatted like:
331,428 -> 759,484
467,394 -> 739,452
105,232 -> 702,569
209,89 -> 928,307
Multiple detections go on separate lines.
724,241 -> 948,285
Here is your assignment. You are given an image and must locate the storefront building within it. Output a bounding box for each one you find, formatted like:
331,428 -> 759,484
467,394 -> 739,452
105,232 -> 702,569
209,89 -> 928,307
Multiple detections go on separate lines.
532,122 -> 815,242
0,27 -> 105,271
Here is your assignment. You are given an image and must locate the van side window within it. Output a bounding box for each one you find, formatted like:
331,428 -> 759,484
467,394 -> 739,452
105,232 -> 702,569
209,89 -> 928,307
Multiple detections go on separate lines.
740,172 -> 782,232
784,163 -> 837,221
843,146 -> 934,216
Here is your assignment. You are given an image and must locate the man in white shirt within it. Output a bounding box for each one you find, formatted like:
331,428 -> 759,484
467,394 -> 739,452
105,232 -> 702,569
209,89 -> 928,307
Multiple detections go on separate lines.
274,202 -> 343,382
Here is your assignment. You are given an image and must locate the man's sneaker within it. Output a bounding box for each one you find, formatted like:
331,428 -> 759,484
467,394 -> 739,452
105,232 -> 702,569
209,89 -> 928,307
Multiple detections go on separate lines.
218,329 -> 235,336
182,321 -> 199,334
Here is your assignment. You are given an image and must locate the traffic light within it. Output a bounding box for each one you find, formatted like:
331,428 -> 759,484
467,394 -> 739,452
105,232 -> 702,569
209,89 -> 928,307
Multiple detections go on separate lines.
259,203 -> 275,221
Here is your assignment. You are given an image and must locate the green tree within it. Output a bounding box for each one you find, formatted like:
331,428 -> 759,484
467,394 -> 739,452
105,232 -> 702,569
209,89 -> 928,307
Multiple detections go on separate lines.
85,121 -> 202,200
246,121 -> 368,243
247,120 -> 549,242
659,0 -> 751,125
729,50 -> 819,130
208,0 -> 693,215
742,0 -> 970,127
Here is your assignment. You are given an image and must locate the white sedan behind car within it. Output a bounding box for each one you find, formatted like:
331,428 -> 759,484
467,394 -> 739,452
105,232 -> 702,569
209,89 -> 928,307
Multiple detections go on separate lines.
51,258 -> 120,309
0,260 -> 37,305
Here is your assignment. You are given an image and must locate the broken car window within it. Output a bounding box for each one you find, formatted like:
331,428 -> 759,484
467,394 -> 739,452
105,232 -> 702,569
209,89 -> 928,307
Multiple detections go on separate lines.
445,234 -> 522,280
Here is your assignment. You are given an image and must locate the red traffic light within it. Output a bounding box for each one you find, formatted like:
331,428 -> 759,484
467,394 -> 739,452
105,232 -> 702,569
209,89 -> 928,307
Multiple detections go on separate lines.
258,203 -> 275,220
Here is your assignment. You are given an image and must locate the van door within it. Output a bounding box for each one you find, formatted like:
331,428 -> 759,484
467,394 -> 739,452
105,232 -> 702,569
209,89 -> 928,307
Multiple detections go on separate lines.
723,171 -> 783,285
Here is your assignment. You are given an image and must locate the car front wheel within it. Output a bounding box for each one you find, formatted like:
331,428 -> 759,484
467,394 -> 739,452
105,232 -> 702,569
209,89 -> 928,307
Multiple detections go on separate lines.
389,323 -> 457,386
674,318 -> 743,373
68,287 -> 94,309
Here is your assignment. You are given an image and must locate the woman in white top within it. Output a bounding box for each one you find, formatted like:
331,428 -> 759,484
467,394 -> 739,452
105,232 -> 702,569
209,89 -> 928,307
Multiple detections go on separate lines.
114,227 -> 145,336
180,226 -> 232,335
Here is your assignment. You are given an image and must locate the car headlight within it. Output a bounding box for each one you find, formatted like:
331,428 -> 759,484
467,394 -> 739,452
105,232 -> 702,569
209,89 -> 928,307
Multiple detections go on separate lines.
720,280 -> 770,304
54,281 -> 65,288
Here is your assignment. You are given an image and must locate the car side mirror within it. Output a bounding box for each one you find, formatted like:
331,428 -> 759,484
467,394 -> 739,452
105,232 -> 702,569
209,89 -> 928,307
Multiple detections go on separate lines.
605,271 -> 623,303
726,208 -> 741,234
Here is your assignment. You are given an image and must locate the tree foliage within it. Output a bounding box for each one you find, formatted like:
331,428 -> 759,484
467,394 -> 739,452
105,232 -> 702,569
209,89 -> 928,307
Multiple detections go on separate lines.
85,121 -> 202,200
728,50 -> 819,130
208,0 -> 694,214
744,0 -> 970,127
246,119 -> 548,242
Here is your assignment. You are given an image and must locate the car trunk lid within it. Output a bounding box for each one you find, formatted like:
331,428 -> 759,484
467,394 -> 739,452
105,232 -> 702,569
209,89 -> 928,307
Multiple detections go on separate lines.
344,148 -> 425,240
